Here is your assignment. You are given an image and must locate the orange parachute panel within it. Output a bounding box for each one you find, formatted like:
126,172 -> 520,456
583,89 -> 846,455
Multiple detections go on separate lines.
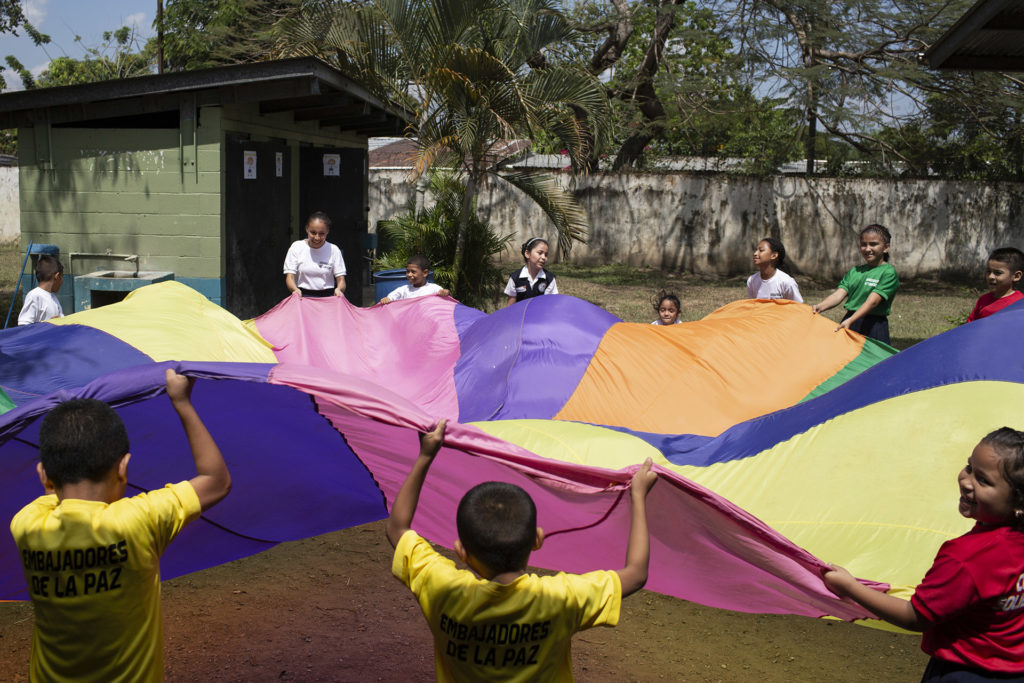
555,300 -> 867,436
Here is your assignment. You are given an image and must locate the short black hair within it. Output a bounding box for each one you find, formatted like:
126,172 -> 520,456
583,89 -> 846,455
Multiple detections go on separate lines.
35,255 -> 63,283
456,482 -> 537,574
407,254 -> 430,271
980,427 -> 1024,532
38,399 -> 130,488
989,247 -> 1024,275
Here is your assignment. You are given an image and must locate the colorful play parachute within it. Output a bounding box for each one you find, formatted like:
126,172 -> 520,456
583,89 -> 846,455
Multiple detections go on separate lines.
1,281 -> 1017,624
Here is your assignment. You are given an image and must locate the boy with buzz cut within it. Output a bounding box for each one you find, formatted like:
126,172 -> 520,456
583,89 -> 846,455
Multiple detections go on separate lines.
387,420 -> 657,682
378,254 -> 451,304
967,246 -> 1024,322
18,254 -> 64,325
10,369 -> 231,682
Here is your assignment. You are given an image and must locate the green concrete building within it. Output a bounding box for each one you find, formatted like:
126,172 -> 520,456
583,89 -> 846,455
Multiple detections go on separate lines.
0,58 -> 408,317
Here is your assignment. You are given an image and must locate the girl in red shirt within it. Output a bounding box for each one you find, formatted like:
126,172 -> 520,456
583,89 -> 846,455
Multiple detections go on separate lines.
824,428 -> 1024,680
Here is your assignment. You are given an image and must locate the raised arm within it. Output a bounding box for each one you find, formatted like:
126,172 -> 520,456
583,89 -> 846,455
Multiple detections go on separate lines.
616,458 -> 658,597
823,564 -> 926,631
385,420 -> 446,547
812,288 -> 847,314
837,291 -> 883,331
165,369 -> 231,511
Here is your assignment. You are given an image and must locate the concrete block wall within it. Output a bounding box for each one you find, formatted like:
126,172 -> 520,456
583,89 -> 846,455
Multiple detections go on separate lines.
18,126 -> 222,288
370,170 -> 1024,281
8,165 -> 1021,288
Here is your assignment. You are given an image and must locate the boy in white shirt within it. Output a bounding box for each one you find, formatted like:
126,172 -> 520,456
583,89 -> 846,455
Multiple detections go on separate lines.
378,254 -> 450,304
18,255 -> 65,325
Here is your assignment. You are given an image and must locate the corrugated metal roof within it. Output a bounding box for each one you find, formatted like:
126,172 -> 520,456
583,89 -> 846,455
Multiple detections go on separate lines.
368,138 -> 531,169
368,137 -> 405,151
369,138 -> 418,168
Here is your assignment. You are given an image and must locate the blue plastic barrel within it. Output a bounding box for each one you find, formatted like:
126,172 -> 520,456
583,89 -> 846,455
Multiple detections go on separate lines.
372,268 -> 434,302
30,244 -> 60,257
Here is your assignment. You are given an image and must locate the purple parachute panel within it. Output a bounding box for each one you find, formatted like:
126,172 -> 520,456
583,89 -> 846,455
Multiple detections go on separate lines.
454,296 -> 620,421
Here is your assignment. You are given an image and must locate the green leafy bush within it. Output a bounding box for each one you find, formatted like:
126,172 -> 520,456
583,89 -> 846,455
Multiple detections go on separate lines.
376,173 -> 512,309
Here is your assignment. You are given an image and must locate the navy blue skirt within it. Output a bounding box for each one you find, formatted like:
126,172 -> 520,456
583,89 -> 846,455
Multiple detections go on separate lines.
299,288 -> 335,298
841,310 -> 890,345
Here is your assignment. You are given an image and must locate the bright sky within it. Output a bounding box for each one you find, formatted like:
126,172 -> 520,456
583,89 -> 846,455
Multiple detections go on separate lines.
1,0 -> 154,91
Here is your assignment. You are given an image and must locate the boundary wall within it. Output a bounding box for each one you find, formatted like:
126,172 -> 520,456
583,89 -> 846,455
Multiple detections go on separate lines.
371,169 -> 1024,280
5,168 -> 1020,281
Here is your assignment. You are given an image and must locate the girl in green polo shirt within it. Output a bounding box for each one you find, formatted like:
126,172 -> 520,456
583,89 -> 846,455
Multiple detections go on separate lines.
812,224 -> 900,345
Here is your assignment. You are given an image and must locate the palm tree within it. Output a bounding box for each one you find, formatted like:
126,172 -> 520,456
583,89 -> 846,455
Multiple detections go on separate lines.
275,0 -> 610,291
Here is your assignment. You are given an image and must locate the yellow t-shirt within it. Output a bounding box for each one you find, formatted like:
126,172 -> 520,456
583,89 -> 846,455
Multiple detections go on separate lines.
393,530 -> 621,682
10,481 -> 201,683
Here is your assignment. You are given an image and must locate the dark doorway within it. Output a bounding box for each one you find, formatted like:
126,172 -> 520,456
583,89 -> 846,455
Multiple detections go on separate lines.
298,146 -> 368,306
224,136 -> 292,318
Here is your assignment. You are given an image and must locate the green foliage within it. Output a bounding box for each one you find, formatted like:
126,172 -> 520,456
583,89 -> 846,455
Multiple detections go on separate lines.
376,173 -> 512,309
3,54 -> 33,90
563,0 -> 1024,180
0,0 -> 25,35
3,25 -> 150,92
156,0 -> 303,71
0,128 -> 15,156
1,19 -> 49,90
710,0 -> 978,173
654,91 -> 802,173
278,0 -> 608,290
35,26 -> 152,88
882,72 -> 1024,181
554,0 -> 804,169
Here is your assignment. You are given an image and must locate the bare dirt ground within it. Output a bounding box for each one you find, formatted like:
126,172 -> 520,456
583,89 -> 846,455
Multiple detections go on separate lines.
0,520 -> 927,682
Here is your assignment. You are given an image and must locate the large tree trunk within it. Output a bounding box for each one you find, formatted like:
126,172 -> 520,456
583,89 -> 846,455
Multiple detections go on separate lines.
584,0 -> 682,170
806,82 -> 816,176
612,82 -> 667,170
